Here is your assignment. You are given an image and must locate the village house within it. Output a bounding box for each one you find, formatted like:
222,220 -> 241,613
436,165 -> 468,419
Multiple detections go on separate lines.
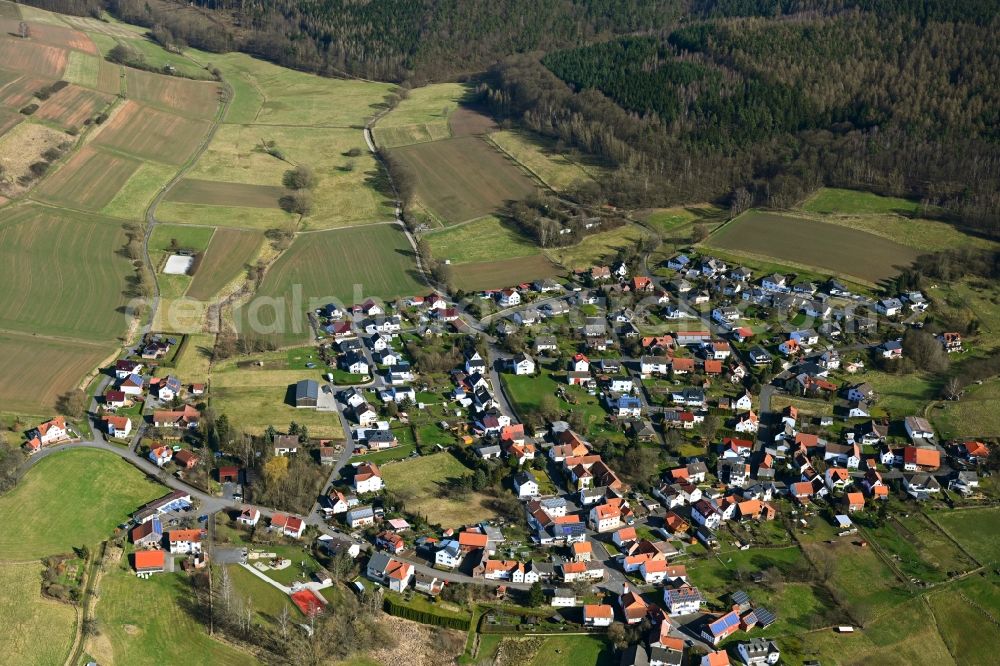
133,550 -> 166,575
168,529 -> 203,555
148,445 -> 173,467
346,506 -> 376,528
367,552 -> 414,592
270,513 -> 305,539
130,517 -> 163,549
153,405 -> 201,429
664,585 -> 703,616
102,415 -> 132,439
353,462 -> 384,494
904,416 -> 935,441
903,446 -> 941,471
238,506 -> 261,527
583,604 -> 615,627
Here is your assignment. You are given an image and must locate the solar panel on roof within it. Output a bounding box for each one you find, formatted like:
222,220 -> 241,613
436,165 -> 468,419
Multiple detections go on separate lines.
732,590 -> 751,605
755,608 -> 777,626
709,612 -> 741,634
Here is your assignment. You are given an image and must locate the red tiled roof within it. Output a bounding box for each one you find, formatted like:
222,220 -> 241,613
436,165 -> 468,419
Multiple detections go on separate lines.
134,550 -> 165,570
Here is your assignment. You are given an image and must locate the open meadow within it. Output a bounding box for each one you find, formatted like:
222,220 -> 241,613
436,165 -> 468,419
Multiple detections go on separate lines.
63,51 -> 121,93
201,51 -> 394,127
373,82 -> 466,148
237,224 -> 424,345
0,37 -> 67,77
94,567 -> 257,666
390,136 -> 538,225
544,223 -> 651,270
0,205 -> 133,342
209,363 -> 345,438
488,129 -> 599,191
0,448 -> 163,559
380,452 -> 500,527
705,210 -> 920,285
933,506 -> 1000,567
165,178 -> 284,208
181,123 -> 393,229
0,561 -> 76,666
100,161 -> 178,219
425,216 -> 541,265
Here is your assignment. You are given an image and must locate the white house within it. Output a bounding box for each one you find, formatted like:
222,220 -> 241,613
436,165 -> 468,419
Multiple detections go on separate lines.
148,446 -> 173,467
876,298 -> 904,316
510,353 -> 536,375
904,416 -> 934,441
738,639 -> 781,665
103,415 -> 132,439
514,471 -> 539,498
664,585 -> 703,616
168,530 -> 203,555
238,506 -> 261,527
353,462 -> 384,494
734,412 -> 759,433
583,604 -> 614,627
435,540 -> 463,568
498,289 -> 521,307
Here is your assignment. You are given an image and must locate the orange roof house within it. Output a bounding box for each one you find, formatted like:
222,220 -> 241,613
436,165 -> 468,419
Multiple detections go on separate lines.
133,549 -> 165,573
904,446 -> 941,470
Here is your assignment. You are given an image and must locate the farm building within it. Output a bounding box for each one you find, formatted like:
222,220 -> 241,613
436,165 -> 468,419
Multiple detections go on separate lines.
295,379 -> 319,408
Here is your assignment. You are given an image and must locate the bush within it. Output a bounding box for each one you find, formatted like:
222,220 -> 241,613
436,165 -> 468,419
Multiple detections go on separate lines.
283,164 -> 316,189
19,104 -> 39,115
279,190 -> 313,215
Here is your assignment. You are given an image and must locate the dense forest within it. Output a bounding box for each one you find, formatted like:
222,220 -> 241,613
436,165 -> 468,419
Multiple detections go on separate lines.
19,0 -> 1000,233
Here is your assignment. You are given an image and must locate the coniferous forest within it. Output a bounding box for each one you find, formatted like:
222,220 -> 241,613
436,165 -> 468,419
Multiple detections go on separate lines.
22,0 -> 1000,234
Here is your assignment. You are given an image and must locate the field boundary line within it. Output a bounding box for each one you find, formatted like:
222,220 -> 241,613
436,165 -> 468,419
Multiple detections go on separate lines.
482,133 -> 558,195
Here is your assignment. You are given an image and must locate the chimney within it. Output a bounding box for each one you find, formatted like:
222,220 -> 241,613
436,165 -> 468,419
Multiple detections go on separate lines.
622,582 -> 629,596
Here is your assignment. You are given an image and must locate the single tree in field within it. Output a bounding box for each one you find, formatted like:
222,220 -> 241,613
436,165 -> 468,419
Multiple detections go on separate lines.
283,164 -> 316,190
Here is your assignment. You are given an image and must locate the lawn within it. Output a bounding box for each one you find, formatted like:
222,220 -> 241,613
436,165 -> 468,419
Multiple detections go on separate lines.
0,204 -> 134,342
502,368 -> 622,442
0,561 -> 76,666
187,228 -> 263,300
704,210 -> 920,285
488,129 -> 598,191
543,223 -> 651,270
853,369 -> 939,420
933,377 -> 1000,439
451,254 -> 562,292
0,448 -> 163,559
236,224 -> 424,345
181,123 -> 393,228
802,187 -> 921,216
933,506 -> 1000,566
927,585 -> 1000,665
374,82 -> 467,148
95,568 -> 257,666
425,216 -> 540,265
379,452 -> 500,528
224,564 -> 301,623
493,635 -> 615,666
390,135 -> 539,225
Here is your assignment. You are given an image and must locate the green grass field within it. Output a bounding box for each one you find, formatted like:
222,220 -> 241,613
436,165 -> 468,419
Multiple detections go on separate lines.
237,224 -> 424,345
544,223 -> 651,270
100,161 -> 178,219
0,561 -> 77,666
374,82 -> 466,148
492,635 -> 615,666
927,585 -> 1000,665
0,448 -> 163,558
934,507 -> 1000,566
489,129 -> 598,191
391,136 -> 538,225
425,216 -> 540,265
380,452 -> 499,527
172,332 -> 215,383
803,187 -> 921,216
34,145 -> 141,211
209,362 -> 344,438
195,51 -> 394,127
225,564 -> 299,623
502,368 -> 623,442
0,205 -> 134,342
643,204 -> 725,237
187,228 -> 263,300
156,201 -> 298,230
933,378 -> 1000,439
866,512 -> 976,584
181,123 -> 393,228
706,210 -> 920,285
118,37 -> 217,81
95,568 -> 257,666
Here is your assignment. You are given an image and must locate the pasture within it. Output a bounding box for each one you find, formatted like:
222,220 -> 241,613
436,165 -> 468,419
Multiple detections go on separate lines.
374,82 -> 466,148
933,378 -> 1000,439
0,122 -> 67,199
425,216 -> 540,265
705,210 -> 920,284
156,201 -> 297,230
187,228 -> 263,300
489,130 -> 597,191
0,562 -> 76,666
0,448 -> 163,559
183,123 -> 393,228
95,568 -> 257,666
100,161 -> 177,219
117,36 -> 216,80
934,506 -> 1000,566
206,52 -> 394,127
0,205 -> 133,342
803,187 -> 921,216
238,224 -> 424,345
451,255 -> 562,292
0,37 -> 67,77
643,204 -> 725,237
0,331 -> 112,415
92,100 -> 211,165
390,136 -> 538,225
172,332 -> 215,383
165,179 -> 284,208
0,18 -> 95,54
124,67 -> 221,119
34,145 -> 139,210
544,223 -> 650,270
33,83 -> 114,128
380,452 -> 500,527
